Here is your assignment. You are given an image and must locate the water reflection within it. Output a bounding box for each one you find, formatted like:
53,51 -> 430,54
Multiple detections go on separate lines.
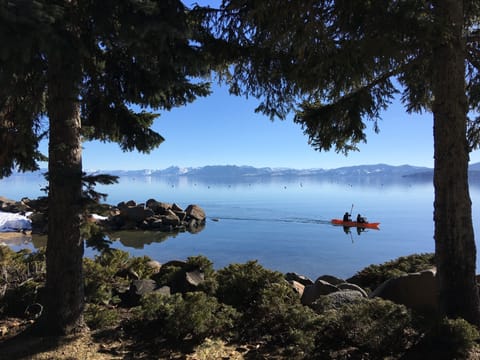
2,172 -> 476,279
108,226 -> 205,249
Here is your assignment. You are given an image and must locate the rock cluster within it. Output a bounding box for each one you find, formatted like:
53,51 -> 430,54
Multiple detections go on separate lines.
0,196 -> 206,235
115,259 -> 208,307
111,260 -> 439,316
286,273 -> 368,308
103,199 -> 206,233
286,269 -> 438,313
0,196 -> 48,233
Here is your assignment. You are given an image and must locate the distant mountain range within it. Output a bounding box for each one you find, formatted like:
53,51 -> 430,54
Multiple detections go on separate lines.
93,164 -> 432,179
10,163 -> 480,181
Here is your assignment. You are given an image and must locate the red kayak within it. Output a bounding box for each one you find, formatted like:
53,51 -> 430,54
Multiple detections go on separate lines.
331,219 -> 380,229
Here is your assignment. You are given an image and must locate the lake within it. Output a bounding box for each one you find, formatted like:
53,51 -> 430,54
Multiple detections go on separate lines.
2,173 -> 480,280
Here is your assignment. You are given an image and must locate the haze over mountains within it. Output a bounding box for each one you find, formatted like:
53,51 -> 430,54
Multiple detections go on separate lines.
10,163 -> 480,181
95,164 -> 432,179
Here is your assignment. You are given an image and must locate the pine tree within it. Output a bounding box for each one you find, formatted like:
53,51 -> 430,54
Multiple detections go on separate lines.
0,0 -> 211,334
206,0 -> 480,324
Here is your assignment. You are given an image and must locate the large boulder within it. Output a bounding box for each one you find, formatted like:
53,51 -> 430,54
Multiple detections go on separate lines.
370,269 -> 437,312
185,204 -> 206,222
146,199 -> 172,215
120,204 -> 154,223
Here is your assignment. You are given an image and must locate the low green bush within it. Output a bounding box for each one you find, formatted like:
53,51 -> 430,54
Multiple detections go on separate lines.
184,255 -> 218,295
134,291 -> 239,344
0,279 -> 41,317
243,281 -> 321,357
84,303 -> 120,330
215,260 -> 285,311
314,298 -> 417,359
83,249 -> 152,305
0,247 -> 45,317
418,317 -> 480,359
151,255 -> 217,295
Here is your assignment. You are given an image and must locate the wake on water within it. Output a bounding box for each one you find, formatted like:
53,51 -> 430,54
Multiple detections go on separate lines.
208,216 -> 331,225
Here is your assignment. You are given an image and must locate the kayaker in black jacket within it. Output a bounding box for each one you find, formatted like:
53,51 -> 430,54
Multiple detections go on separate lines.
343,212 -> 351,221
357,214 -> 366,223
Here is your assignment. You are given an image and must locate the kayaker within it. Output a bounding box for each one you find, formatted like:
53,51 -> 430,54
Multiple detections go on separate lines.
357,214 -> 366,223
343,212 -> 351,221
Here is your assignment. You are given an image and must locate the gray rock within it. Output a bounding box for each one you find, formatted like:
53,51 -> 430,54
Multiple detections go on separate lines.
370,269 -> 437,312
162,210 -> 181,226
171,203 -> 183,212
316,274 -> 345,285
146,199 -> 172,215
290,280 -> 305,297
186,204 -> 206,222
155,286 -> 171,296
337,282 -> 368,297
122,279 -> 157,306
146,260 -> 162,274
186,269 -> 205,287
314,290 -> 367,312
131,279 -> 157,295
301,279 -> 339,305
174,211 -> 186,221
285,272 -> 314,286
120,205 -> 154,223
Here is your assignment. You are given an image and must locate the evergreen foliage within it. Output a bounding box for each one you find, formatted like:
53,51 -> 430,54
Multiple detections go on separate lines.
3,250 -> 480,357
215,260 -> 285,311
0,0 -> 215,334
203,0 -> 480,324
205,0 -> 480,152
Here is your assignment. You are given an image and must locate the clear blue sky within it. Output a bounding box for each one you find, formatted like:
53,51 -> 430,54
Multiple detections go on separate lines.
78,83 -> 480,171
44,0 -> 480,171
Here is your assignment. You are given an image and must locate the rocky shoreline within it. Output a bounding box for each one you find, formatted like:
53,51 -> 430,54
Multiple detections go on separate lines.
0,195 -> 441,317
0,196 -> 207,235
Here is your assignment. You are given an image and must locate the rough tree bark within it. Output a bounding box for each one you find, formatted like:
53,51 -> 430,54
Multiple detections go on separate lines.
432,0 -> 480,325
43,52 -> 85,334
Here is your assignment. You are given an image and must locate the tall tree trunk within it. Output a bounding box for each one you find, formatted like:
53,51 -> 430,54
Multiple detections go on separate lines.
42,53 -> 85,334
432,0 -> 480,325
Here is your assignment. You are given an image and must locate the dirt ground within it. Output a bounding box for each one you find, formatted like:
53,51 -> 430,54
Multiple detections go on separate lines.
0,317 -> 254,360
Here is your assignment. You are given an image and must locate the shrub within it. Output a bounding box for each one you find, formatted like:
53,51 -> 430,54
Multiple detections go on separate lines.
314,298 -> 417,359
0,279 -> 41,317
418,317 -> 480,359
128,255 -> 158,279
83,249 -> 140,305
0,248 -> 45,317
347,253 -> 435,291
84,304 -> 120,330
134,292 -> 239,344
215,260 -> 285,311
243,281 -> 321,357
151,255 -> 218,295
185,255 -> 218,295
0,247 -> 46,286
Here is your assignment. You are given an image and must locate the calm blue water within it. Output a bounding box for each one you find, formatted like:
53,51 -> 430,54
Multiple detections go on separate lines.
2,173 -> 480,280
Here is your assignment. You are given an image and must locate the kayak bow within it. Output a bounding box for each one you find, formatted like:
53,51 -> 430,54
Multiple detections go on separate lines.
331,219 -> 380,229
